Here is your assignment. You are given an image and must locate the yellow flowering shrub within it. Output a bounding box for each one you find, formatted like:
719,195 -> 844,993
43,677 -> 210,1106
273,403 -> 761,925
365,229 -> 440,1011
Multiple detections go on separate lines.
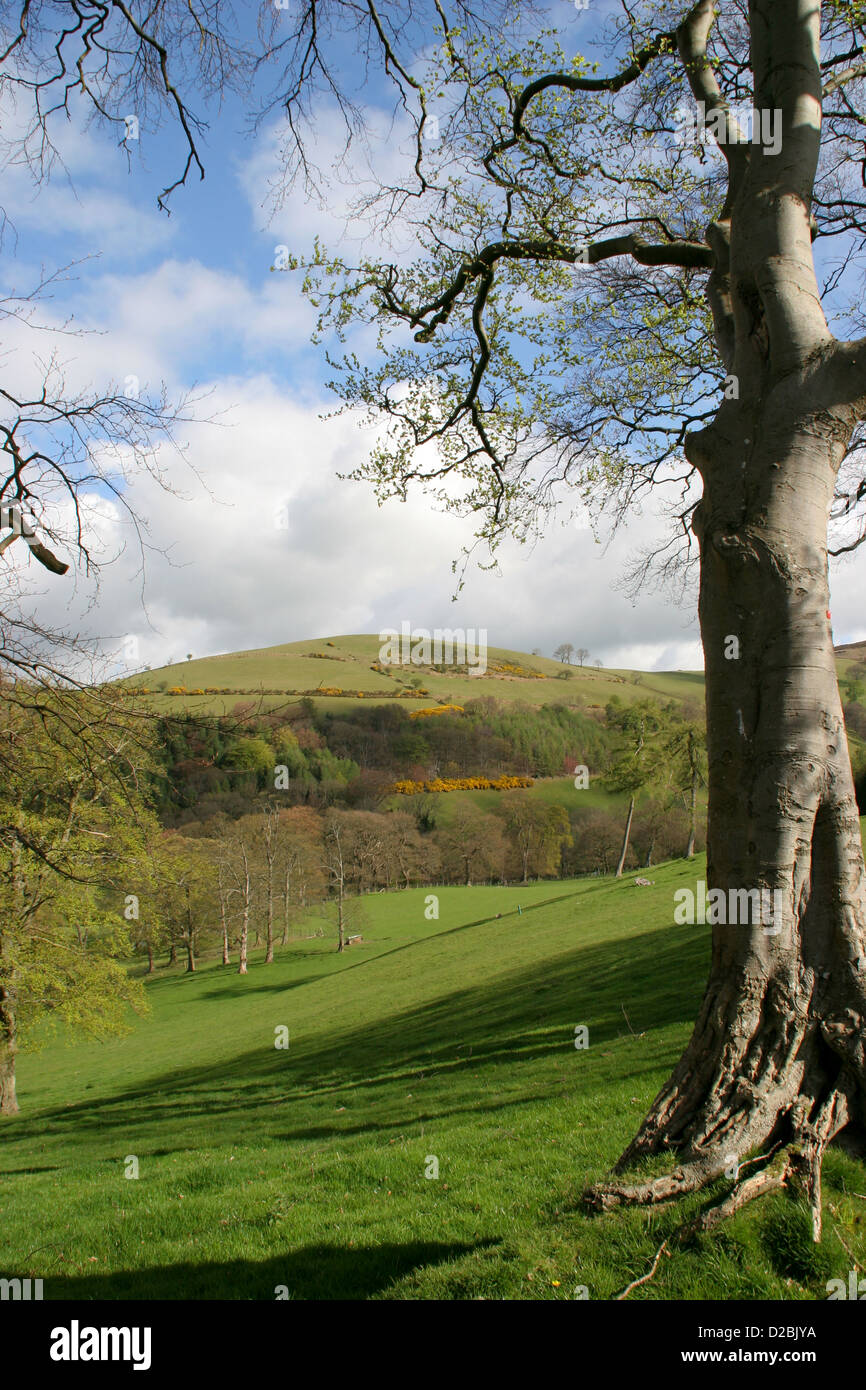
389,774 -> 533,794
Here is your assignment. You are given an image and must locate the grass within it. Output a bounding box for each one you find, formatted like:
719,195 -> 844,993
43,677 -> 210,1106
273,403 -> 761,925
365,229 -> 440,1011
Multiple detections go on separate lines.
129,631 -> 859,720
384,774 -> 636,822
130,633 -> 707,716
2,858 -> 864,1301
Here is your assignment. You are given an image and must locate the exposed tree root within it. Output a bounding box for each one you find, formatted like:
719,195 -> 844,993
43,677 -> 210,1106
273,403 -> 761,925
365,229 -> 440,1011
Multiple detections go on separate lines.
589,1083 -> 854,1256
612,1149 -> 793,1299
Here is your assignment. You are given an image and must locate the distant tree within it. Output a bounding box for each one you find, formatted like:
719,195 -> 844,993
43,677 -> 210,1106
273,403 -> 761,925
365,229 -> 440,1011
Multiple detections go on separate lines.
323,812 -> 349,952
666,721 -> 708,858
387,812 -> 440,888
553,643 -> 574,664
594,659 -> 603,670
503,794 -> 572,883
220,826 -> 255,975
155,836 -> 214,973
220,737 -> 274,778
261,804 -> 280,964
575,648 -> 590,667
572,810 -> 627,877
604,701 -> 670,876
631,794 -> 671,869
437,805 -> 506,886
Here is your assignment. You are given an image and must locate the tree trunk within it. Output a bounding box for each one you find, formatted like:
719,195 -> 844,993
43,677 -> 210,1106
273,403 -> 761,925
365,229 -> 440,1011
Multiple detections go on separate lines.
185,886 -> 195,972
685,765 -> 698,859
146,942 -> 154,974
265,879 -> 275,964
336,886 -> 345,953
614,797 -> 635,878
590,5 -> 866,1228
220,896 -> 230,966
168,942 -> 177,966
238,914 -> 249,974
614,480 -> 866,1212
0,990 -> 18,1117
282,859 -> 294,946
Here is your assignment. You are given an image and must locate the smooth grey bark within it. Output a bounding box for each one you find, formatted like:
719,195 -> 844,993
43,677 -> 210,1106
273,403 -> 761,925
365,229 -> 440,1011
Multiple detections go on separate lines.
615,797 -> 635,878
592,0 -> 866,1231
219,876 -> 231,965
263,808 -> 277,964
685,764 -> 698,859
237,845 -> 251,975
184,884 -> 196,973
0,990 -> 18,1116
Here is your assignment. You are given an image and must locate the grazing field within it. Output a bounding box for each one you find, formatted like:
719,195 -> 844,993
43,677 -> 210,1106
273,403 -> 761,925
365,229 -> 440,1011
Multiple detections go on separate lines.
3,852 -> 864,1301
383,774 -> 635,822
129,633 -> 706,716
128,632 -> 860,724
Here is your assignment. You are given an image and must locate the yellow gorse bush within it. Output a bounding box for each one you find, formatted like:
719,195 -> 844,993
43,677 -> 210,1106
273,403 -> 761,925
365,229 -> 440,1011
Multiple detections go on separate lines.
389,775 -> 533,794
409,704 -> 465,718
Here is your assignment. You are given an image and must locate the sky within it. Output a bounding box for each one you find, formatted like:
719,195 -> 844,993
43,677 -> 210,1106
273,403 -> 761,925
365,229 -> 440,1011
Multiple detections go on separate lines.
3,0 -> 865,678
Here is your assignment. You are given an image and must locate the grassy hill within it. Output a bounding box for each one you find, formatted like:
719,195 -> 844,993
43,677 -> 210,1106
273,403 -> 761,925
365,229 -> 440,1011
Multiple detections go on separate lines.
129,631 -> 861,719
129,633 -> 707,716
3,854 -> 863,1301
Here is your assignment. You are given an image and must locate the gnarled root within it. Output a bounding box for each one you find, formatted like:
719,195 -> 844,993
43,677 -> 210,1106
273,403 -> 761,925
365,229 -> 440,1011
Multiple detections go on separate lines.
586,1078 -> 855,1243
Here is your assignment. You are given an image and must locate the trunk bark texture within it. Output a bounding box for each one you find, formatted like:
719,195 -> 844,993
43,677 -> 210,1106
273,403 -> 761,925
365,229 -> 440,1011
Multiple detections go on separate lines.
686,764 -> 699,858
615,797 -> 635,878
591,0 -> 866,1228
0,990 -> 18,1116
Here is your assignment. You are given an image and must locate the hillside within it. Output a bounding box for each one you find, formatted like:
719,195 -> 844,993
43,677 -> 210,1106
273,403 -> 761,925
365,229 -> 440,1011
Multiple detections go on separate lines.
129,631 -> 862,717
3,857 -> 864,1300
129,633 -> 707,715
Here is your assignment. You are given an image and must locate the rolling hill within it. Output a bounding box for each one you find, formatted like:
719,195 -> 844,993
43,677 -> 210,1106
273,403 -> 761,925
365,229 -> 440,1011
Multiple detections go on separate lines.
128,633 -> 707,716
2,855 -> 864,1300
128,632 -> 862,718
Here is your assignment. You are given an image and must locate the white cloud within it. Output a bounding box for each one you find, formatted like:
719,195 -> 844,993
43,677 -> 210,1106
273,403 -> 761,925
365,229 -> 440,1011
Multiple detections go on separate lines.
6,89 -> 866,682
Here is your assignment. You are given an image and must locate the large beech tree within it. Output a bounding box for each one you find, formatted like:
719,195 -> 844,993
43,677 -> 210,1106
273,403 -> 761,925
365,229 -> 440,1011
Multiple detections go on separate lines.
279,0 -> 866,1235
4,0 -> 866,1233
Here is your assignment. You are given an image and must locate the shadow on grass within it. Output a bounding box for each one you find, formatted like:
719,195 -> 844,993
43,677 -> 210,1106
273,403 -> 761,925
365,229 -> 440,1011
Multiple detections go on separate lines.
42,1240 -> 497,1300
197,975 -> 330,1001
7,920 -> 708,1154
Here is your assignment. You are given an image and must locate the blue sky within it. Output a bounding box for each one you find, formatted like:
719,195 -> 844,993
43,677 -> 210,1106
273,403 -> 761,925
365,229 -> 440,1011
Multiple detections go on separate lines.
4,0 -> 864,676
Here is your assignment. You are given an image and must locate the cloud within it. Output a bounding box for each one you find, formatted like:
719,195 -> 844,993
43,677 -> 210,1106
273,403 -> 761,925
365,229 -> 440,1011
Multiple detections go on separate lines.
6,87 -> 866,682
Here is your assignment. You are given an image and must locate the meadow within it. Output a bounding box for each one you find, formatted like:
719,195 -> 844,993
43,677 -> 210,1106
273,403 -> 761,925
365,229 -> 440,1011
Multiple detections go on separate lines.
3,852 -> 864,1301
131,633 -> 707,716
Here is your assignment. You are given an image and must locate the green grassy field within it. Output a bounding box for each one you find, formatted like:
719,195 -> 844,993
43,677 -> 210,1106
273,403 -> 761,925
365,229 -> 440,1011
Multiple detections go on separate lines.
130,633 -> 706,716
3,856 -> 864,1301
129,631 -> 861,722
384,774 -> 636,822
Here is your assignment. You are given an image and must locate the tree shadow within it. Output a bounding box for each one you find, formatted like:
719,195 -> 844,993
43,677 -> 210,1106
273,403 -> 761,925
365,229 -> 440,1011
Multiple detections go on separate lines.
6,919 -> 708,1153
41,1240 -> 498,1301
